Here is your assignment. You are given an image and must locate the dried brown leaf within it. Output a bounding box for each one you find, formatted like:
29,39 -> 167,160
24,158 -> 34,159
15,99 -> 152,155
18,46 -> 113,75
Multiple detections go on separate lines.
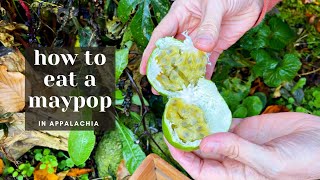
66,168 -> 93,177
0,65 -> 27,113
34,169 -> 59,180
0,158 -> 4,175
262,105 -> 289,114
0,49 -> 25,72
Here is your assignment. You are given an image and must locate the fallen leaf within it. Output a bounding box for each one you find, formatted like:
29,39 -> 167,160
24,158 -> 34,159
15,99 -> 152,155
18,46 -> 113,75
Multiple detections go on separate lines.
66,168 -> 93,177
316,20 -> 320,33
57,170 -> 69,180
262,105 -> 290,114
117,160 -> 130,180
34,169 -> 59,180
0,65 -> 26,113
0,48 -> 25,72
0,158 -> 4,175
273,85 -> 282,98
0,33 -> 14,47
250,78 -> 269,95
0,113 -> 69,161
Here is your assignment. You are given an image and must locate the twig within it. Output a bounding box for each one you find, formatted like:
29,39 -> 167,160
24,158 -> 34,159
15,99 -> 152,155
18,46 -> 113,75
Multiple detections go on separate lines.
124,68 -> 174,164
298,68 -> 320,76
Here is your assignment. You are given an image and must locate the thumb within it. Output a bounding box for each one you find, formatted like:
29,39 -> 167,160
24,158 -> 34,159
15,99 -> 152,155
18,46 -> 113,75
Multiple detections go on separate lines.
200,132 -> 278,174
194,0 -> 224,52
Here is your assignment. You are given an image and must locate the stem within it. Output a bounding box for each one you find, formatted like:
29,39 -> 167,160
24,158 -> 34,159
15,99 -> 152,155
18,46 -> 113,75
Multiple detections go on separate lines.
124,68 -> 174,164
299,68 -> 320,76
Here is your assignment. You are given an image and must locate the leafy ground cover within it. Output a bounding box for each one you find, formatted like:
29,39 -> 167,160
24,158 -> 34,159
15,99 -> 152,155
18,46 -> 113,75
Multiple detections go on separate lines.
0,0 -> 319,179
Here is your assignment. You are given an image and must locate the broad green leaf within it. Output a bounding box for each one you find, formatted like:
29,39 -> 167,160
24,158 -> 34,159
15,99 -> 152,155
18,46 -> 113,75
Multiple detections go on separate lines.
219,49 -> 254,68
263,54 -> 301,87
117,0 -> 143,23
251,49 -> 278,77
68,107 -> 95,166
150,0 -> 170,23
115,41 -> 132,81
220,78 -> 251,112
233,106 -> 248,118
116,120 -> 146,174
268,17 -> 295,50
254,92 -> 267,108
242,96 -> 263,116
129,0 -> 155,48
68,131 -> 95,166
240,24 -> 270,50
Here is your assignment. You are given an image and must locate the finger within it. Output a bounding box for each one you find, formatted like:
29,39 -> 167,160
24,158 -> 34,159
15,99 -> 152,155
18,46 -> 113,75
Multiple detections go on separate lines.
193,149 -> 225,162
205,50 -> 221,79
140,13 -> 178,75
200,132 -> 278,174
194,0 -> 224,52
151,87 -> 159,95
229,118 -> 243,132
165,141 -> 202,178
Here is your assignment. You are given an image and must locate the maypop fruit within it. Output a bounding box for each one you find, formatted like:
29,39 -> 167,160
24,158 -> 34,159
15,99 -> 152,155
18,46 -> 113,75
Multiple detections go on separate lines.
146,33 -> 232,151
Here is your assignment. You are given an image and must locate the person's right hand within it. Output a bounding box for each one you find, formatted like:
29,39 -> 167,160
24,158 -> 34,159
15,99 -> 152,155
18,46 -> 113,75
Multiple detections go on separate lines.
140,0 -> 264,83
166,112 -> 320,180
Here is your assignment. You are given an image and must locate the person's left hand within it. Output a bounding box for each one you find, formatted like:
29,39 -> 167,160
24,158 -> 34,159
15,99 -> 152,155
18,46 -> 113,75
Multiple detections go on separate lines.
166,112 -> 320,180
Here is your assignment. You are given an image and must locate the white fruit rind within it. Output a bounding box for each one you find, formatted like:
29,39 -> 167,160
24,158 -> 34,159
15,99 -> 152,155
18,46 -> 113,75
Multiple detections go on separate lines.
163,78 -> 232,148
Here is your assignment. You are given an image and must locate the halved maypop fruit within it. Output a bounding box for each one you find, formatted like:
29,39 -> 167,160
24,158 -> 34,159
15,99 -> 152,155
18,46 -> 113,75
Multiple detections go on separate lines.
146,33 -> 232,151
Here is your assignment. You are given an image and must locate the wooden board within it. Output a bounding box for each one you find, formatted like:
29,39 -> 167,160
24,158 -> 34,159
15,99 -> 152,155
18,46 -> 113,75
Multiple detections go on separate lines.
130,154 -> 190,180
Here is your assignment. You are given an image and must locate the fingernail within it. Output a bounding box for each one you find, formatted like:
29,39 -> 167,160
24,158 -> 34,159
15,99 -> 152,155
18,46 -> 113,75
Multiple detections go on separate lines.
196,34 -> 214,46
201,142 -> 220,153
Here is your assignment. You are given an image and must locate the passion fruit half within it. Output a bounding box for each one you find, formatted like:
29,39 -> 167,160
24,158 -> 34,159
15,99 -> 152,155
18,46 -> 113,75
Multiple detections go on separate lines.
147,33 -> 232,151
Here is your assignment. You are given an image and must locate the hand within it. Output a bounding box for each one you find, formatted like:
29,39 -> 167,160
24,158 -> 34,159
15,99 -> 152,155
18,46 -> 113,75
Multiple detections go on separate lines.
140,0 -> 264,81
166,112 -> 320,179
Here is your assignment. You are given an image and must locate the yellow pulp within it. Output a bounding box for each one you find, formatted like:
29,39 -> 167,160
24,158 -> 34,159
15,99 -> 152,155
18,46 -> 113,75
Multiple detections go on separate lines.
155,47 -> 207,91
166,98 -> 210,142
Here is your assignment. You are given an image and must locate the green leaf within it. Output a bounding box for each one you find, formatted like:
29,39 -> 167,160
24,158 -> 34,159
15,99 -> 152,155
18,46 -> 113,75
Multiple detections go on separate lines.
115,41 -> 132,81
48,167 -> 54,174
17,175 -> 23,180
233,106 -> 248,118
7,167 -> 14,174
27,167 -> 34,177
43,149 -> 50,156
219,78 -> 251,112
251,49 -> 278,77
40,164 -> 46,170
58,160 -> 67,170
263,54 -> 301,87
118,0 -> 143,23
291,77 -> 306,93
268,17 -> 295,50
66,158 -> 75,168
68,131 -> 96,166
129,0 -> 155,48
242,96 -> 263,116
254,92 -> 267,108
150,0 -> 170,23
35,153 -> 43,161
240,24 -> 270,50
116,121 -> 146,174
12,171 -> 18,177
18,164 -> 25,170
